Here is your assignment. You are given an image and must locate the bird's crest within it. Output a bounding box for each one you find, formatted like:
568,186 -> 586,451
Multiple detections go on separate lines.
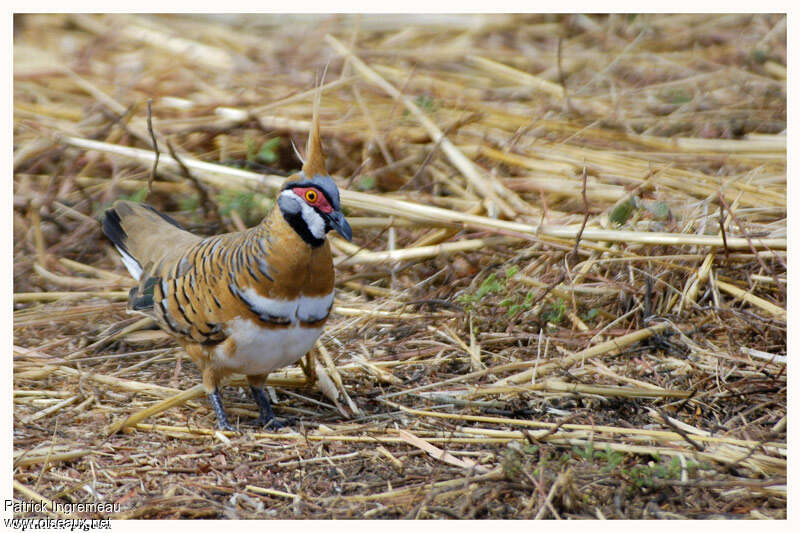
301,80 -> 326,178
285,74 -> 327,187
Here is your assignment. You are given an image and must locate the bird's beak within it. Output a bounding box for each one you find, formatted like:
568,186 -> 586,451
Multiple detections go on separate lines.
327,210 -> 353,241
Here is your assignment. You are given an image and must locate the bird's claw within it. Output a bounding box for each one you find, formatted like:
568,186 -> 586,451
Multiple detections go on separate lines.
217,420 -> 238,433
256,415 -> 296,430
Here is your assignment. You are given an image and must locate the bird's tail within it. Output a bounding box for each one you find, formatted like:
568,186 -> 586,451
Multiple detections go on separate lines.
103,200 -> 201,313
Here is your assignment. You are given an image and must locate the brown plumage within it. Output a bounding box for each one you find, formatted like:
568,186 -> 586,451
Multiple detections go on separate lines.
103,97 -> 352,430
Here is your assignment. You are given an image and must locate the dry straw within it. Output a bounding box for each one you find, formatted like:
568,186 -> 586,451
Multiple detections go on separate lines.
14,13 -> 785,519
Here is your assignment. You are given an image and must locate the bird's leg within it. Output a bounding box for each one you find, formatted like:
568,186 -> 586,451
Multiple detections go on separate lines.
249,386 -> 280,426
208,388 -> 235,432
170,352 -> 182,388
247,375 -> 293,429
202,365 -> 235,432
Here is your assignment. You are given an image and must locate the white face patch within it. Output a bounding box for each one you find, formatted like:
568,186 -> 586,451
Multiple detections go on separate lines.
216,318 -> 323,375
238,287 -> 334,324
300,201 -> 325,239
279,189 -> 326,240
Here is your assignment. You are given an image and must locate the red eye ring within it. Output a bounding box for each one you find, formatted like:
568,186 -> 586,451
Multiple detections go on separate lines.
305,190 -> 318,203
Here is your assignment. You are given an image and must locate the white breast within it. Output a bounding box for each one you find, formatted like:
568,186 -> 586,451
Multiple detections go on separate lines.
217,318 -> 323,375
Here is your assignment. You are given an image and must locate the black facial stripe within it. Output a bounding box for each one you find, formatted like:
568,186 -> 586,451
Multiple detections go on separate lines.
281,210 -> 325,248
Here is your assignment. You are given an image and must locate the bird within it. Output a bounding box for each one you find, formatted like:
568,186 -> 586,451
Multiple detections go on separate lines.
101,95 -> 352,431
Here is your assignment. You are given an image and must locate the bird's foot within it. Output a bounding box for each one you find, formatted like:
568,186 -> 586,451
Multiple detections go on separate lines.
248,385 -> 297,429
255,414 -> 296,430
217,419 -> 238,433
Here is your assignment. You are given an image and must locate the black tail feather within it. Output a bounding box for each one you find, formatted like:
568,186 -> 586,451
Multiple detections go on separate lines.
102,207 -> 129,255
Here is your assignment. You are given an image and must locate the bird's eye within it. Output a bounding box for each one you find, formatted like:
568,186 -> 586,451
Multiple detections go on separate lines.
305,190 -> 318,203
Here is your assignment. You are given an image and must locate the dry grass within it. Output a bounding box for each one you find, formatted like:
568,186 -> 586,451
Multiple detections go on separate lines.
13,14 -> 785,519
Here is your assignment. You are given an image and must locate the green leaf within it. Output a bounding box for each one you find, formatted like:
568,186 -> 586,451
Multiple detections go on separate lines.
457,293 -> 473,305
475,273 -> 503,299
355,175 -> 376,191
216,189 -> 272,226
540,298 -> 565,325
644,200 -> 671,220
610,197 -> 636,226
256,138 -> 281,164
121,187 -> 148,203
414,95 -> 436,112
573,443 -> 594,460
524,291 -> 534,305
662,88 -> 692,105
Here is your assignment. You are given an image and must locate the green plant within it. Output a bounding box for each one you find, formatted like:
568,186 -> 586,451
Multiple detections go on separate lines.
540,298 -> 565,325
583,308 -> 600,322
120,186 -> 149,204
610,197 -> 636,226
501,442 -> 540,481
662,88 -> 692,105
597,447 -> 624,473
641,200 -> 671,221
177,195 -> 200,212
256,138 -> 281,164
402,95 -> 437,116
501,447 -> 523,479
354,175 -> 376,191
245,137 -> 282,165
457,272 -> 504,309
458,267 -> 518,307
624,456 -> 698,489
572,444 -> 624,473
522,443 -> 539,455
501,290 -> 534,317
415,95 -> 436,111
216,189 -> 272,227
458,266 -> 541,318
572,443 -> 595,460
